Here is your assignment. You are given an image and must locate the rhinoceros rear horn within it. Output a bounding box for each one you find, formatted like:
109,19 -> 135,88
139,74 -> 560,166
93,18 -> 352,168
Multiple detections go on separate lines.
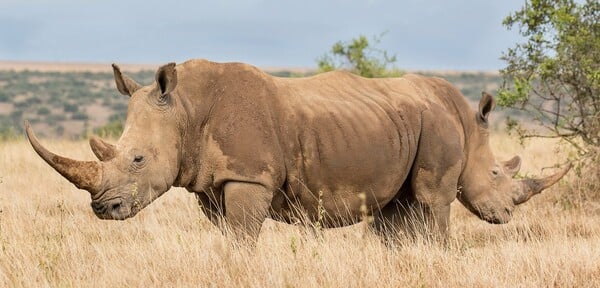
513,163 -> 572,205
25,121 -> 102,194
503,155 -> 521,177
89,135 -> 116,162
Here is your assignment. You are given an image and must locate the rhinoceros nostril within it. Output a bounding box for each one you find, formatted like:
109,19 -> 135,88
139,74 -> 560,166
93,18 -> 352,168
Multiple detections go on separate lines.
91,201 -> 107,214
110,202 -> 122,211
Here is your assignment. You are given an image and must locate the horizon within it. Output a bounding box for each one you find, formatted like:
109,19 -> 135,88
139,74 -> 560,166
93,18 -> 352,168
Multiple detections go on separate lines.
0,59 -> 503,73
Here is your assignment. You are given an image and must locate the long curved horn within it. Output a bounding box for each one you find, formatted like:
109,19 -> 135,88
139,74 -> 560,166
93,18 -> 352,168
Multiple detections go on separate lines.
25,121 -> 102,194
513,163 -> 572,205
89,135 -> 116,162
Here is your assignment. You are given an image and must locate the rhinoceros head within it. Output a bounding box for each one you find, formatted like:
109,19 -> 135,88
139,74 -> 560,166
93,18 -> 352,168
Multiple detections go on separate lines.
26,63 -> 184,220
457,92 -> 571,224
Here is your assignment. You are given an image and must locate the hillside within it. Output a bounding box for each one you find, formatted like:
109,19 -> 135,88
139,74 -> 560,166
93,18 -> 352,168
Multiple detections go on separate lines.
0,62 -> 512,139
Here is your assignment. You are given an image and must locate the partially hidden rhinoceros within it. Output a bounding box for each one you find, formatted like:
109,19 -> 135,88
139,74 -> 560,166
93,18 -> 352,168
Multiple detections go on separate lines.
25,59 -> 570,242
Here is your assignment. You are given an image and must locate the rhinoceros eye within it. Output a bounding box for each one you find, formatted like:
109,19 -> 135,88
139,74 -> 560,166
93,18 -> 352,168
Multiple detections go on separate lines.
491,168 -> 500,177
133,155 -> 145,163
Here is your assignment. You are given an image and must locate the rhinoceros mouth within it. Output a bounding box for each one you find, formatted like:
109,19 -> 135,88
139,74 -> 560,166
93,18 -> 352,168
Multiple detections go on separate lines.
91,196 -> 141,220
459,197 -> 513,224
476,206 -> 513,225
95,211 -> 130,221
482,214 -> 510,225
93,206 -> 138,221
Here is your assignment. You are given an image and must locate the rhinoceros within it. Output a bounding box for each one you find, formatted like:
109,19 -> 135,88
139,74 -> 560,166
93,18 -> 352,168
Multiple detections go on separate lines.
25,59 -> 570,241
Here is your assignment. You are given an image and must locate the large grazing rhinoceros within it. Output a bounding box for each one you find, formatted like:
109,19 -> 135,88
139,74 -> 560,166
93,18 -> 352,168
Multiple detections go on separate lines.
25,59 -> 570,241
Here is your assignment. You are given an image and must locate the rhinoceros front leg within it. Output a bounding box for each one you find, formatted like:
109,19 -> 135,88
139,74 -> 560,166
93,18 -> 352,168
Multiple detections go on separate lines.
372,186 -> 452,244
408,106 -> 463,242
416,200 -> 452,241
371,194 -> 416,244
223,181 -> 273,243
196,190 -> 225,228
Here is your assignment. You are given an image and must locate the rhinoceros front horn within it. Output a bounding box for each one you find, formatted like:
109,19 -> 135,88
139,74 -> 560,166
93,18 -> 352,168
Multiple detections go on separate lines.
25,121 -> 102,194
513,163 -> 572,205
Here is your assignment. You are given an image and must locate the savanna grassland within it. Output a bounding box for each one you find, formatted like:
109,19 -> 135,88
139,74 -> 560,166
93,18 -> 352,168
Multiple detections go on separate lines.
1,133 -> 599,287
0,64 -> 598,287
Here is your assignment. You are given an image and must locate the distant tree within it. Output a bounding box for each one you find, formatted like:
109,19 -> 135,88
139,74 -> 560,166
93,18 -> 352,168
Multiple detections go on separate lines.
317,33 -> 402,78
498,0 -> 599,156
71,112 -> 89,121
0,91 -> 8,102
36,107 -> 51,116
63,103 -> 79,113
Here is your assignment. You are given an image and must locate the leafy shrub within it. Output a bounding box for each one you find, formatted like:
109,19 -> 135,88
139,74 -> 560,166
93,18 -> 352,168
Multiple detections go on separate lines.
71,112 -> 88,121
317,33 -> 402,78
94,118 -> 124,138
0,91 -> 9,102
499,0 -> 600,156
63,103 -> 78,113
36,107 -> 51,116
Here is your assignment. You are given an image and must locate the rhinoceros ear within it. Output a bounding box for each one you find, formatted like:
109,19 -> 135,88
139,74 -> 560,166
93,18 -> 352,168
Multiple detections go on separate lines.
112,64 -> 141,97
155,63 -> 177,96
477,91 -> 496,124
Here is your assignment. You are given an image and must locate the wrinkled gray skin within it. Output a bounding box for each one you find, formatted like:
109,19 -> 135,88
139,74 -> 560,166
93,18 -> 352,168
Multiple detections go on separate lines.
26,59 -> 571,242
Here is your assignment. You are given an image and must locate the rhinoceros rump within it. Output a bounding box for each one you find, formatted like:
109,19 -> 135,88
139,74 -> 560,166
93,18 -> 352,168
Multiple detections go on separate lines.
26,60 -> 570,241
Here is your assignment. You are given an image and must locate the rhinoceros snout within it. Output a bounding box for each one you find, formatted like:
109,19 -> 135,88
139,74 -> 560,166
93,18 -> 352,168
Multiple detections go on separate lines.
480,207 -> 513,224
91,199 -> 131,220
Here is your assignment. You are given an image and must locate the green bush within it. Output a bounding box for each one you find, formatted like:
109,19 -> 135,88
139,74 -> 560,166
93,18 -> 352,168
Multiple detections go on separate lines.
317,33 -> 402,78
94,118 -> 124,138
71,112 -> 88,121
0,91 -> 9,102
63,103 -> 78,113
36,107 -> 51,116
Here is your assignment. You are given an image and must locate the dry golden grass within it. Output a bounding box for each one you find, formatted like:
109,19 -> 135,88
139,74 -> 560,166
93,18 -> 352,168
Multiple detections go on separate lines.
1,134 -> 599,287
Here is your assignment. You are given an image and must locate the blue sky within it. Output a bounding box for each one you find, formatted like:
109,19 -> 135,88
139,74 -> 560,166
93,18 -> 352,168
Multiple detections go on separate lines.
0,0 -> 525,70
